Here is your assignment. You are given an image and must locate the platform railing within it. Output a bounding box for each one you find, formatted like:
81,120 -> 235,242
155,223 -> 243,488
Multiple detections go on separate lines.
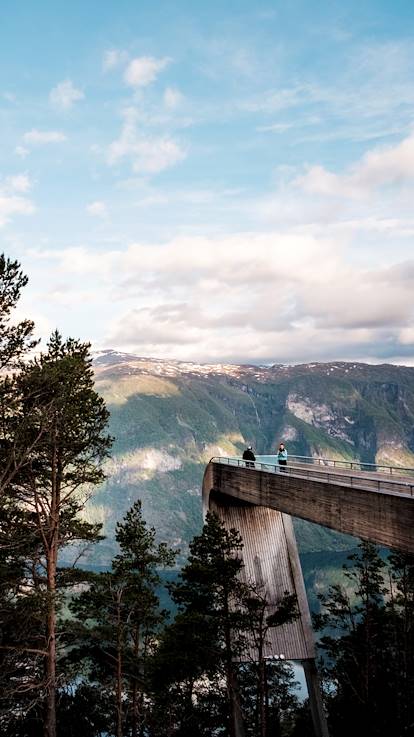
285,454 -> 414,477
209,456 -> 414,498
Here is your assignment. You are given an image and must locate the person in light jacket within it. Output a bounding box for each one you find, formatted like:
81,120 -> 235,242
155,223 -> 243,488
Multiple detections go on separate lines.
277,443 -> 288,469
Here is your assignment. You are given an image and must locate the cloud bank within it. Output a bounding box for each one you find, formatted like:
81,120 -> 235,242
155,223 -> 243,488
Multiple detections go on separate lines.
29,229 -> 414,364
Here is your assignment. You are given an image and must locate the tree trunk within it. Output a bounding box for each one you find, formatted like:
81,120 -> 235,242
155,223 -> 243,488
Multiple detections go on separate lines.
258,637 -> 266,737
44,430 -> 59,737
131,624 -> 140,737
44,549 -> 57,737
223,593 -> 245,737
116,593 -> 123,737
264,662 -> 272,737
227,666 -> 246,737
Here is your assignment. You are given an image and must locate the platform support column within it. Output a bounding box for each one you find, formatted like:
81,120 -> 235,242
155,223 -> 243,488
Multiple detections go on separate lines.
282,514 -> 329,737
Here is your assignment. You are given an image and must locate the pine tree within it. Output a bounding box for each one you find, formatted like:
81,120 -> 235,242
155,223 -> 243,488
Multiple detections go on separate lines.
150,607 -> 227,736
151,512 -> 262,736
0,254 -> 39,496
237,659 -> 302,737
241,587 -> 298,737
386,551 -> 414,734
151,514 -> 303,737
314,542 -> 394,737
0,501 -> 46,732
69,500 -> 176,737
2,332 -> 112,737
0,254 -> 36,371
169,511 -> 248,737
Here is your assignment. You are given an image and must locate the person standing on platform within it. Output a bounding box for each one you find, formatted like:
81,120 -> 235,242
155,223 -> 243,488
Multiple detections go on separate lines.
243,445 -> 256,469
277,442 -> 288,469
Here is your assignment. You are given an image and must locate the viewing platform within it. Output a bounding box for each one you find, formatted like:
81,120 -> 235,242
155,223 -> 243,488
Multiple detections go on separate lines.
203,454 -> 414,553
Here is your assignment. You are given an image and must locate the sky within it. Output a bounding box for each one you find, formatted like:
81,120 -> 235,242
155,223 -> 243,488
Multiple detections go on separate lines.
1,0 -> 414,365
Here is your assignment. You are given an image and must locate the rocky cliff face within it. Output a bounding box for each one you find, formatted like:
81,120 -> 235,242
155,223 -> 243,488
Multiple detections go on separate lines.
82,353 -> 414,566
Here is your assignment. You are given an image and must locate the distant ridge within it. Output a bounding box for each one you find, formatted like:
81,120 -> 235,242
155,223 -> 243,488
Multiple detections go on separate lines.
92,350 -> 414,381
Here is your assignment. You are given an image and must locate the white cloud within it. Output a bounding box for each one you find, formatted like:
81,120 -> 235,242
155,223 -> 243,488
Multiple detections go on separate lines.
0,196 -> 35,227
107,107 -> 186,173
11,302 -> 53,343
297,131 -> 414,199
29,230 -> 414,364
103,48 -> 128,71
257,122 -> 294,133
124,56 -> 170,87
242,86 -> 304,114
28,246 -> 118,279
49,79 -> 84,110
86,201 -> 107,217
18,122 -> 414,364
0,176 -> 35,226
130,137 -> 185,174
0,193 -> 35,227
23,129 -> 67,145
15,145 -> 29,158
163,86 -> 184,109
399,327 -> 414,345
5,174 -> 31,193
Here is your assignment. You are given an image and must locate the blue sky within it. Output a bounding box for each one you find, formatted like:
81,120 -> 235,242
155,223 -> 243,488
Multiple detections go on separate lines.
1,0 -> 414,364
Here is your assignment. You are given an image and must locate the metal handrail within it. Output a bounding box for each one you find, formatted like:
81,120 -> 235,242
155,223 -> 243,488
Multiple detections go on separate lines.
272,453 -> 414,477
209,456 -> 414,498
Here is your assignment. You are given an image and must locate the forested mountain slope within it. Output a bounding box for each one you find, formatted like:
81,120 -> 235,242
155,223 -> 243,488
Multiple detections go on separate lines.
83,352 -> 414,566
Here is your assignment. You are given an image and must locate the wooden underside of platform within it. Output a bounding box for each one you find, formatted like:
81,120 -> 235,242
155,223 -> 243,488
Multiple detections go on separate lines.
203,463 -> 414,554
210,491 -> 315,660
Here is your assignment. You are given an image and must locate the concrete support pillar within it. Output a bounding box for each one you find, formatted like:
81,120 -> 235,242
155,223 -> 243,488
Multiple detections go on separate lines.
282,514 -> 329,737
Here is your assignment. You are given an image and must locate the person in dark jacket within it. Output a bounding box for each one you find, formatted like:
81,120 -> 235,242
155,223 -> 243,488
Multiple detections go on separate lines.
242,446 -> 256,469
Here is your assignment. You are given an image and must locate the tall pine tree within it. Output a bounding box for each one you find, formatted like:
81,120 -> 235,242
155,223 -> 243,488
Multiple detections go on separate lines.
1,332 -> 112,737
168,512 -> 247,737
69,500 -> 176,737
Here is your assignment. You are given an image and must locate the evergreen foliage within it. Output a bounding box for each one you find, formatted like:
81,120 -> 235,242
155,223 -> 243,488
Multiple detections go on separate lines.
151,512 -> 301,737
163,512 -> 248,736
315,542 -> 414,737
241,587 -> 299,736
238,661 -> 303,737
0,331 -> 112,737
0,254 -> 39,496
0,254 -> 37,370
68,500 -> 176,737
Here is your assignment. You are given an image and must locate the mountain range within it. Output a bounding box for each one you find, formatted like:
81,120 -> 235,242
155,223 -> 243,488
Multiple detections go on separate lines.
81,351 -> 414,573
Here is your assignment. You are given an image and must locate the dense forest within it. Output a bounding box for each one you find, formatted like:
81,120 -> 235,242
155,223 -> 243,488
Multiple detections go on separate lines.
0,254 -> 413,737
